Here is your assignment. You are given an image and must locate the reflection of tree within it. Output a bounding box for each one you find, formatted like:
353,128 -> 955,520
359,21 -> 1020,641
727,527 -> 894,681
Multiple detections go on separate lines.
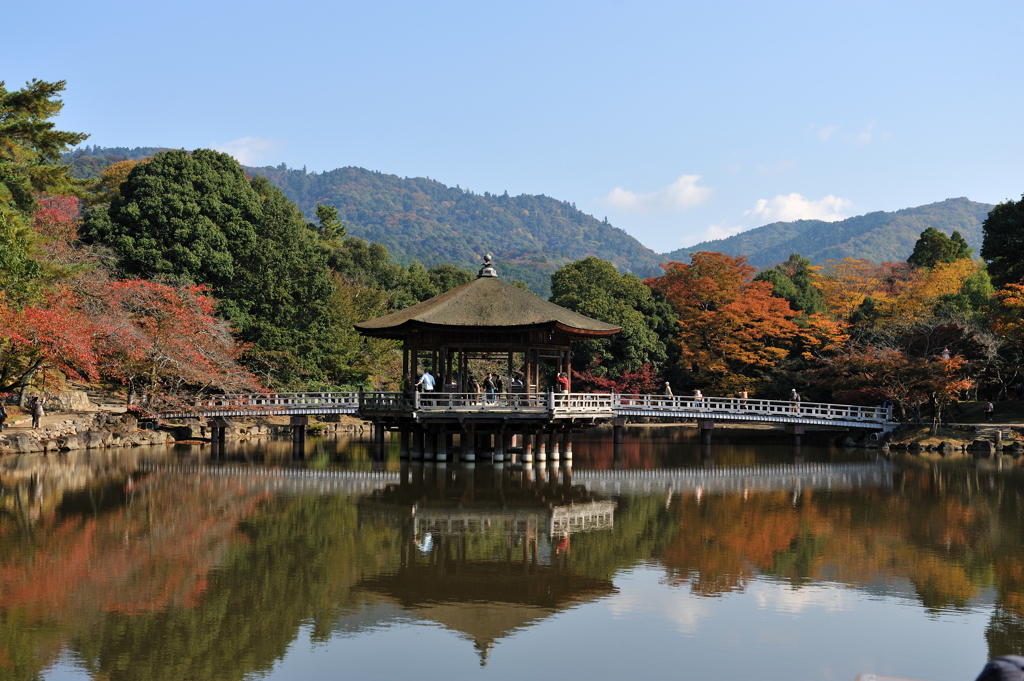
569,495 -> 677,580
655,464 -> 1024,658
0,474 -> 401,681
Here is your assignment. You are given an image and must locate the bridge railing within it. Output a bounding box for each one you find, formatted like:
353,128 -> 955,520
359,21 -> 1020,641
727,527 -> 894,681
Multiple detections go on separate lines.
180,391 -> 361,414
612,394 -> 890,421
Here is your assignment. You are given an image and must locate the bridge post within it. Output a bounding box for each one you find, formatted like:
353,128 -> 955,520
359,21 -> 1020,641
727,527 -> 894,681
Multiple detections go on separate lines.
613,416 -> 625,445
549,430 -> 559,461
537,431 -> 547,462
437,426 -> 448,463
374,422 -> 385,458
494,426 -> 506,463
562,429 -> 572,461
699,419 -> 714,445
462,424 -> 476,462
412,427 -> 424,460
290,416 -> 308,459
399,428 -> 410,459
786,424 -> 804,447
522,429 -> 534,463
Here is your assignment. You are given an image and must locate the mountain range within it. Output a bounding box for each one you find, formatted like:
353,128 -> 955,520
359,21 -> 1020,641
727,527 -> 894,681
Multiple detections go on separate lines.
63,147 -> 995,292
663,197 -> 993,270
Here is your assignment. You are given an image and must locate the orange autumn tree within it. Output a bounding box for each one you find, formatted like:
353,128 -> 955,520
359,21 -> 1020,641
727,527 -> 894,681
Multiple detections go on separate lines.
647,252 -> 798,393
813,257 -> 883,319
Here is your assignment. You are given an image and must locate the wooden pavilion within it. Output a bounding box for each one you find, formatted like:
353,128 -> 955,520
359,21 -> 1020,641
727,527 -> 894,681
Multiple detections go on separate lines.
354,255 -> 621,462
355,255 -> 619,393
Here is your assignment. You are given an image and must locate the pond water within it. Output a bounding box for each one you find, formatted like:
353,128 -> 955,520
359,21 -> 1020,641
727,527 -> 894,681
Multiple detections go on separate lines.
2,426 -> 1021,681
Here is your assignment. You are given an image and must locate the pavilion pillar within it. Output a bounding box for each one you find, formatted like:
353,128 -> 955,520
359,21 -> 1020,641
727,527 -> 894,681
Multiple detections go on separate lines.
402,348 -> 409,386
411,349 -> 418,380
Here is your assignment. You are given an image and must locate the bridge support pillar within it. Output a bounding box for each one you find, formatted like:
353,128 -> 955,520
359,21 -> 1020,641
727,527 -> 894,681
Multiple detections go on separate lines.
399,428 -> 410,459
462,424 -> 476,462
291,416 -> 308,459
698,419 -> 714,446
549,430 -> 559,461
786,424 -> 804,447
374,422 -> 385,458
522,429 -> 534,463
562,430 -> 572,461
412,428 -> 424,460
537,432 -> 547,463
437,427 -> 448,463
613,416 -> 625,445
494,427 -> 506,463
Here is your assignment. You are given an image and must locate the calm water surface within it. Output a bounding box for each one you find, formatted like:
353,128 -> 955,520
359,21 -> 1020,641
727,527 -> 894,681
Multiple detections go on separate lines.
3,426 -> 1021,681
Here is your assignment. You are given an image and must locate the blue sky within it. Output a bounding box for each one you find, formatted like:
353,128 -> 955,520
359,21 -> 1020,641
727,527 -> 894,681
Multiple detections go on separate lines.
5,0 -> 1023,252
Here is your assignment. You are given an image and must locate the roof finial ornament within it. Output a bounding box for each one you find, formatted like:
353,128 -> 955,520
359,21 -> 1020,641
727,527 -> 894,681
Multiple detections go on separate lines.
478,252 -> 497,278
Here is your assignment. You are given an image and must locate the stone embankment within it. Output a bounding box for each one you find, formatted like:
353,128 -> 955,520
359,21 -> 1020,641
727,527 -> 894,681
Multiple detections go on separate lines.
880,425 -> 1024,460
0,411 -> 369,455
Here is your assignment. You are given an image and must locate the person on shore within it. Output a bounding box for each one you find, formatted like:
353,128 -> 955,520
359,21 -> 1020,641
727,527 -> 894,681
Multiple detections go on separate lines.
984,400 -> 994,422
31,395 -> 46,429
416,369 -> 435,393
1016,382 -> 1023,401
0,400 -> 7,432
664,381 -> 673,397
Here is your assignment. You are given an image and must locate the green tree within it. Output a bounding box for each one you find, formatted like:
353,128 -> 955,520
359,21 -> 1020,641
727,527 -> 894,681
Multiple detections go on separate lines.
908,227 -> 973,268
754,253 -> 825,314
550,257 -> 672,378
313,202 -> 346,242
981,195 -> 1024,287
428,263 -> 473,293
83,149 -> 336,386
0,79 -> 87,300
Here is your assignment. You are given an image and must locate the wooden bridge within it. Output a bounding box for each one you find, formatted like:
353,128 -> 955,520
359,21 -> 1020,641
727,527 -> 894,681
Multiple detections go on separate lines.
160,391 -> 895,431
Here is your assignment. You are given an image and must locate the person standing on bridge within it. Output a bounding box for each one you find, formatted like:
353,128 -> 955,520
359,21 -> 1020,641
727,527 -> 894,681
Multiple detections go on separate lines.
663,382 -> 672,397
484,373 -> 497,404
557,372 -> 569,393
739,388 -> 748,409
416,369 -> 435,393
790,389 -> 801,413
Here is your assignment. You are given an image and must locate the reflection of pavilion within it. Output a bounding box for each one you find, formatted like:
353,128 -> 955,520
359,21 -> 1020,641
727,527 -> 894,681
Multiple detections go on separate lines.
356,462 -> 616,664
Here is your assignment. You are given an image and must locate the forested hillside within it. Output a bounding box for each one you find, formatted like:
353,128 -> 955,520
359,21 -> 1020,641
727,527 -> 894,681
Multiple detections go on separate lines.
64,145 -> 172,179
245,164 -> 663,293
664,198 -> 993,269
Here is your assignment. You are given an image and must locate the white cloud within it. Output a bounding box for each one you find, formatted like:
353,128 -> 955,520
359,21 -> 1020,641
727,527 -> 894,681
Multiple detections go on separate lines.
744,193 -> 852,224
212,136 -> 285,165
601,175 -> 712,214
815,125 -> 838,142
843,120 -> 875,146
703,219 -> 750,241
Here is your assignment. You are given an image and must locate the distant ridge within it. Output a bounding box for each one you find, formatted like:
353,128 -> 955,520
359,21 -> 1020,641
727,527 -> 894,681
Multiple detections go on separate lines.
245,164 -> 664,294
662,198 -> 993,269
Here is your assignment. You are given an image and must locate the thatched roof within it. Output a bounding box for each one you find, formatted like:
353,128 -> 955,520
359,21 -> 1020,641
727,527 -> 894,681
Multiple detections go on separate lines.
355,275 -> 620,339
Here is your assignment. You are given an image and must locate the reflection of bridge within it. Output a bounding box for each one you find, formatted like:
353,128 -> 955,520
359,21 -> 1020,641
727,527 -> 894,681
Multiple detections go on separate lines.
138,461 -> 891,496
159,391 -> 895,435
